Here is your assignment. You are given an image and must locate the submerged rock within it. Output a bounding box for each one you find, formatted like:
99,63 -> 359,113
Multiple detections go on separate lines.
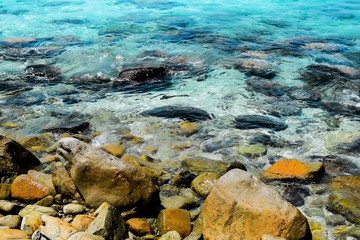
0,135 -> 41,177
24,64 -> 62,83
200,169 -> 311,240
57,137 -> 158,209
234,114 -> 287,131
118,66 -> 169,82
235,59 -> 277,79
41,121 -> 90,134
141,105 -> 212,122
246,76 -> 287,97
325,131 -> 360,154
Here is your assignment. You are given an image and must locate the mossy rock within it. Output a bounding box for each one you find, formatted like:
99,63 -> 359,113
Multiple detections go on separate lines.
191,172 -> 220,196
0,184 -> 11,200
238,143 -> 267,158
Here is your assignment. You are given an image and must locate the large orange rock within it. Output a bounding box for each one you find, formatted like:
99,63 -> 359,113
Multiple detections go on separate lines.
11,173 -> 55,201
201,169 -> 311,240
262,158 -> 324,180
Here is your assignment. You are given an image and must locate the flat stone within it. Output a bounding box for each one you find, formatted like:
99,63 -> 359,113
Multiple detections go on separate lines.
234,114 -> 287,131
67,232 -> 105,240
20,214 -> 42,235
159,230 -> 182,240
0,200 -> 16,212
161,195 -> 196,209
118,66 -> 169,82
262,158 -> 325,180
86,202 -> 126,240
0,229 -> 30,239
201,169 -> 311,240
39,215 -> 78,240
157,209 -> 191,238
71,215 -> 95,231
126,218 -> 152,236
100,144 -> 125,158
0,215 -> 21,228
141,105 -> 211,122
19,204 -> 57,218
63,204 -> 85,215
191,172 -> 220,196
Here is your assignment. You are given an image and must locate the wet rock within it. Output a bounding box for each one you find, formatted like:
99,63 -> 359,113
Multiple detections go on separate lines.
282,185 -> 311,207
246,76 -> 287,97
179,122 -> 201,136
126,218 -> 152,236
0,229 -> 30,239
141,105 -> 211,122
41,121 -> 90,134
86,202 -> 126,240
19,205 -> 57,218
63,204 -> 85,215
159,230 -> 182,240
191,172 -> 220,196
24,64 -> 62,83
327,176 -> 360,224
201,169 -> 311,240
0,215 -> 21,228
39,215 -> 78,240
157,209 -> 191,238
325,131 -> 360,154
235,59 -> 277,79
172,169 -> 197,187
161,195 -> 196,209
2,46 -> 64,61
67,232 -> 105,240
262,159 -> 325,181
262,99 -> 303,117
238,143 -> 267,158
20,214 -> 42,236
118,66 -> 169,82
11,172 -> 55,201
181,157 -> 246,176
309,221 -> 327,240
234,114 -> 287,131
57,138 -> 158,209
100,144 -> 125,158
0,135 -> 41,177
249,134 -> 273,145
71,215 -> 95,231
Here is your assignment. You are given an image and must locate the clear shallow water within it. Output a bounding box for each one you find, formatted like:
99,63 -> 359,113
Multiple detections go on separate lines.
0,1 -> 360,237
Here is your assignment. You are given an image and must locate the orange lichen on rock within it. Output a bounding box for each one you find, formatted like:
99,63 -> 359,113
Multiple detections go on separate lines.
263,158 -> 324,180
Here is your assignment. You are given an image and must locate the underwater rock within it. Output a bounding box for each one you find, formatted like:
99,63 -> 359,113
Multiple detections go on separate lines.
2,46 -> 65,61
141,105 -> 212,122
57,137 -> 158,209
238,143 -> 267,158
246,76 -> 287,97
249,134 -> 273,145
234,114 -> 287,131
235,59 -> 277,79
118,66 -> 169,82
24,64 -> 62,83
200,169 -> 311,240
0,135 -> 41,177
282,185 -> 311,207
41,121 -> 90,134
325,131 -> 360,154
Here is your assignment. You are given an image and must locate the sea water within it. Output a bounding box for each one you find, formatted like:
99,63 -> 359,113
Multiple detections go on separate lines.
0,0 -> 360,237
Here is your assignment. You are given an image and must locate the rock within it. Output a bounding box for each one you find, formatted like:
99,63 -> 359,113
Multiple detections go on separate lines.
67,232 -> 105,240
191,172 -> 220,196
86,202 -> 126,240
238,143 -> 267,158
0,215 -> 21,228
126,218 -> 152,236
39,215 -> 78,240
201,169 -> 311,240
180,122 -> 201,135
309,221 -> 327,240
35,196 -> 54,207
325,131 -> 360,154
71,215 -> 95,231
63,204 -> 85,215
20,214 -> 42,236
41,121 -> 90,134
327,176 -> 360,224
235,59 -> 277,79
0,229 -> 30,239
0,184 -> 11,200
24,64 -> 62,79
262,159 -> 325,180
0,135 -> 40,177
157,209 -> 191,238
246,76 -> 287,97
261,235 -> 287,240
11,172 -> 55,201
161,195 -> 196,209
0,200 -> 16,212
181,157 -> 246,176
57,138 -> 158,209
52,162 -> 83,202
118,66 -> 169,82
141,105 -> 212,122
282,185 -> 310,207
159,230 -> 182,240
19,205 -> 57,218
234,115 -> 287,131
100,144 -> 125,158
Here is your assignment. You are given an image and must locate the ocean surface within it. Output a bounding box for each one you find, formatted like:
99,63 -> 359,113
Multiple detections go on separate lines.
0,0 -> 360,237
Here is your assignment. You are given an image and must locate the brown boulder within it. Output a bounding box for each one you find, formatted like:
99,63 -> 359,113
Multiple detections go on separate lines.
201,169 -> 311,240
0,135 -> 40,177
157,209 -> 191,238
57,137 -> 158,209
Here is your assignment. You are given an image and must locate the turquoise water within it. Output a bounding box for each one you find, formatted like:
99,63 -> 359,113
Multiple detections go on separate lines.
1,0 -> 360,238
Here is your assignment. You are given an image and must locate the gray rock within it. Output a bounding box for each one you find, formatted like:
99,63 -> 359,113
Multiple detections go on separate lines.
19,205 -> 57,218
57,138 -> 158,209
234,114 -> 287,131
141,105 -> 211,122
63,204 -> 85,215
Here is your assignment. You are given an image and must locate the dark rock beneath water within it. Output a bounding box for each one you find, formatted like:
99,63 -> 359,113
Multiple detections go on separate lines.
249,134 -> 273,145
235,59 -> 276,79
0,135 -> 41,177
41,122 -> 90,134
118,66 -> 169,82
25,64 -> 62,81
246,76 -> 287,96
282,185 -> 310,207
141,105 -> 212,122
234,114 -> 287,131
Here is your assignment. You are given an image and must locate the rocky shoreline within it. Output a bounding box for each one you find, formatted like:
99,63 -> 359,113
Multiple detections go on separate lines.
0,115 -> 359,240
